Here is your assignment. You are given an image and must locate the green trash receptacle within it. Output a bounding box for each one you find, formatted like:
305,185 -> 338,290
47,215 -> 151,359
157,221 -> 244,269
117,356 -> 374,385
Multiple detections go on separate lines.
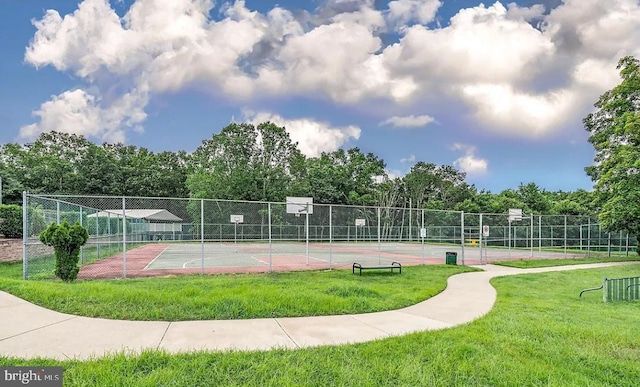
445,252 -> 457,265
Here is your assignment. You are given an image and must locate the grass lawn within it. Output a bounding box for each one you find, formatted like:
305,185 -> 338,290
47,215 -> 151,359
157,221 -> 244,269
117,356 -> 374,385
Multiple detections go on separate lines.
2,264 -> 639,386
0,261 -> 475,320
494,255 -> 640,268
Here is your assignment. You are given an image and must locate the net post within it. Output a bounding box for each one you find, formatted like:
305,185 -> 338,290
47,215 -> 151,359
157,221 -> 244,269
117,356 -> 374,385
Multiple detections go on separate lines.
201,199 -> 204,274
122,196 -> 127,279
22,191 -> 28,280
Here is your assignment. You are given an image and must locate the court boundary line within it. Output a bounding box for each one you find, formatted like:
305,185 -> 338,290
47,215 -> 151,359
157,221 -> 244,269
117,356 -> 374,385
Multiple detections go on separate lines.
142,245 -> 171,271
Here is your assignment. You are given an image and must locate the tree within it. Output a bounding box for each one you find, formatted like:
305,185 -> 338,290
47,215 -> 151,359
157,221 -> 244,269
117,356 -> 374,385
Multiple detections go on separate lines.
188,122 -> 305,201
584,56 -> 640,236
302,148 -> 385,205
402,162 -> 472,210
516,182 -> 552,214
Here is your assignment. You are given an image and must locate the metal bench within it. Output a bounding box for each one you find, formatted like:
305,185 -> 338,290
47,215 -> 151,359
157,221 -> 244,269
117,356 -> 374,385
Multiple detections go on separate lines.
352,262 -> 401,276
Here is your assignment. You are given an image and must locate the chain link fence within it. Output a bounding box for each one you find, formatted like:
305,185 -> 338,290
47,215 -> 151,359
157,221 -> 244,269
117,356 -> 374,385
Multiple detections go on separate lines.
22,194 -> 638,279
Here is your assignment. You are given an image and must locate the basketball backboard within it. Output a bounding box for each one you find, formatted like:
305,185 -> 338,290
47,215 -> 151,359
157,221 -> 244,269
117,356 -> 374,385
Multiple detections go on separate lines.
286,197 -> 313,214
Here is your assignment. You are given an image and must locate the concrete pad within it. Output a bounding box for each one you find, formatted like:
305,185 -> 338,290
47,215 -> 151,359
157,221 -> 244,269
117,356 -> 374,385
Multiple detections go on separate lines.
351,311 -> 452,335
0,317 -> 169,360
0,303 -> 75,340
159,319 -> 297,353
276,315 -> 386,347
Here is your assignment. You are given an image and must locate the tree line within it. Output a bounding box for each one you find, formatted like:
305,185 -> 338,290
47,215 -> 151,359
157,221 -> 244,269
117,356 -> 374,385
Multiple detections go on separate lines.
0,124 -> 596,217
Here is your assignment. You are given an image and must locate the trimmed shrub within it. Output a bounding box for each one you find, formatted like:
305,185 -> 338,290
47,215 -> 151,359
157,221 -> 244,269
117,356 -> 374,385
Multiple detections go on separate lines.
39,221 -> 89,282
0,204 -> 22,238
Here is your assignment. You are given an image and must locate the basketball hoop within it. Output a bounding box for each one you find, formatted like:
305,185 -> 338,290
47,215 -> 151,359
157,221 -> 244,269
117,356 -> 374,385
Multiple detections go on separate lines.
295,213 -> 300,217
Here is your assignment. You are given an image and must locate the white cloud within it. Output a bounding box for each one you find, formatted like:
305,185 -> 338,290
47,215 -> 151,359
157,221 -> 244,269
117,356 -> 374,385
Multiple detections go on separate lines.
452,143 -> 488,175
400,154 -> 416,163
241,110 -> 361,157
19,88 -> 147,143
459,84 -> 576,137
387,0 -> 442,27
380,114 -> 435,128
19,0 -> 640,143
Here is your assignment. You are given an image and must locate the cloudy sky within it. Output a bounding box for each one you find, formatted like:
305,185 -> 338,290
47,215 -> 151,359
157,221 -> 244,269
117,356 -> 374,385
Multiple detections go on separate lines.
1,0 -> 639,192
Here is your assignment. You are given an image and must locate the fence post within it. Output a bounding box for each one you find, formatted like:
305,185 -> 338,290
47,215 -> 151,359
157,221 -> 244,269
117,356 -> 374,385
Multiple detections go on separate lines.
22,191 -> 28,280
479,213 -> 483,265
305,207 -> 309,265
508,219 -> 511,260
79,206 -> 84,264
619,231 -> 623,253
421,209 -> 425,265
530,213 -> 533,258
460,211 -> 465,265
201,199 -> 204,274
96,209 -> 100,260
626,233 -> 630,257
564,215 -> 567,258
122,196 -> 127,279
580,223 -> 583,251
108,212 -> 111,256
538,215 -> 542,252
268,203 -> 272,272
587,217 -> 591,257
377,207 -> 381,264
608,232 -> 611,257
409,198 -> 412,242
329,205 -> 332,269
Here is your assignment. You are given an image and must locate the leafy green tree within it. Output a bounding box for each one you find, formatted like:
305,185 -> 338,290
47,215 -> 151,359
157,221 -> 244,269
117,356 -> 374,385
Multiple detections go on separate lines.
39,220 -> 89,282
302,148 -> 385,205
584,56 -> 640,236
517,182 -> 552,214
188,122 -> 305,201
403,162 -> 472,210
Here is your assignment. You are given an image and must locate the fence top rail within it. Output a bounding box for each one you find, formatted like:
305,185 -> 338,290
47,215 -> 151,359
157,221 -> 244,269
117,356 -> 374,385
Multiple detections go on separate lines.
25,194 -> 600,219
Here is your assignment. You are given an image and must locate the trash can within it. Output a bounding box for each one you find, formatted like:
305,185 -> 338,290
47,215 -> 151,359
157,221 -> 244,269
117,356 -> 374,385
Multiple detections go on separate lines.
445,252 -> 457,265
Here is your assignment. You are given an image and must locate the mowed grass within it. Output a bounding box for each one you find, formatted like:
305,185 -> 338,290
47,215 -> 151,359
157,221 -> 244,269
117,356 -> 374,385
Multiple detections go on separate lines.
0,261 -> 475,320
2,264 -> 639,386
495,255 -> 640,268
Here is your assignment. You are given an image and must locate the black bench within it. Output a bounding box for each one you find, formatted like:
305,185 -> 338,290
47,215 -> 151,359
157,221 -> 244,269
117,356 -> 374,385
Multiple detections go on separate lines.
352,262 -> 402,276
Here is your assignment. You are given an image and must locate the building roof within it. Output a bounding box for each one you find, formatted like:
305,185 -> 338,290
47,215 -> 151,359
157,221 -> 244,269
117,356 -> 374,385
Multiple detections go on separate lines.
88,209 -> 182,222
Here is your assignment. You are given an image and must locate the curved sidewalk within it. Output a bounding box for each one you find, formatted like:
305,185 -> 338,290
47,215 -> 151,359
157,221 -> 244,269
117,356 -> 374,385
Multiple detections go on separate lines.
0,262 -> 635,360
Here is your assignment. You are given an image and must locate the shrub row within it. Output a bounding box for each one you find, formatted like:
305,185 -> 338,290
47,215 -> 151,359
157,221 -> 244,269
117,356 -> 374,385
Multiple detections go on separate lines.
0,204 -> 22,238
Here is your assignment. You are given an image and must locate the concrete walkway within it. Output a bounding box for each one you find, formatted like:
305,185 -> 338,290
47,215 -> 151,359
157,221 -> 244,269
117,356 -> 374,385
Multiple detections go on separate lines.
0,262 -> 635,360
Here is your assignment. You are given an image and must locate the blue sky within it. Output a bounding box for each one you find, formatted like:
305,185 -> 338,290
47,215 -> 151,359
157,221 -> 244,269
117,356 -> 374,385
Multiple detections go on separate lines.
1,0 -> 638,193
